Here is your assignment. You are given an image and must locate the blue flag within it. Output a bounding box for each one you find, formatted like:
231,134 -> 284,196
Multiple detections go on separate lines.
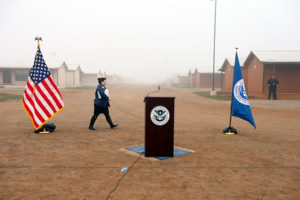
231,52 -> 256,128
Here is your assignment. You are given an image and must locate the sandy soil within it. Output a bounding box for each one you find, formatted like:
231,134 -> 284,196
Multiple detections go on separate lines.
0,84 -> 299,200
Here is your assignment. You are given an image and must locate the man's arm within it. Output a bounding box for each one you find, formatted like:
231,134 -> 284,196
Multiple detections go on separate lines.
99,87 -> 109,100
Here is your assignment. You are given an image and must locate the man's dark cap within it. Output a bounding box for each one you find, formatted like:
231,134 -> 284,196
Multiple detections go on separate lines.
98,77 -> 106,83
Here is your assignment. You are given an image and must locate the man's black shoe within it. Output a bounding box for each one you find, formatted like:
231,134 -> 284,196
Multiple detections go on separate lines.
111,124 -> 118,129
89,127 -> 96,130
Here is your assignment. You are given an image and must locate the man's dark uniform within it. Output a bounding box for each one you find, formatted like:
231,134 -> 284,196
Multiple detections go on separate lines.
267,77 -> 279,100
89,78 -> 117,130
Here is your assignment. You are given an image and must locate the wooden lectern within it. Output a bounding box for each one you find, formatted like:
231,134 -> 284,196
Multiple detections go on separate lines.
144,97 -> 175,157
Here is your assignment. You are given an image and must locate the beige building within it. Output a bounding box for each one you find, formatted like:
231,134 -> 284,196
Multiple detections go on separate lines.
176,68 -> 223,89
0,61 -> 119,88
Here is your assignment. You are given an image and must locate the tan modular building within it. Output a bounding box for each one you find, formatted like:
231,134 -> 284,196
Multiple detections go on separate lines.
177,68 -> 223,89
0,61 -> 119,88
64,64 -> 83,88
0,60 -> 82,88
81,73 -> 98,86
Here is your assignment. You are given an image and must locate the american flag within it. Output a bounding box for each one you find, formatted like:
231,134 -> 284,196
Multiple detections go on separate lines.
23,48 -> 64,130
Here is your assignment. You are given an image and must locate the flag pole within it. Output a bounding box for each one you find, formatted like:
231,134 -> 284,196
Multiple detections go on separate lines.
223,47 -> 238,135
33,37 -> 49,134
225,80 -> 235,134
229,47 -> 238,127
229,94 -> 233,128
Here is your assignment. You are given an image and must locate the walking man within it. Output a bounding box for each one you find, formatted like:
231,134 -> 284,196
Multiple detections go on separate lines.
267,75 -> 279,100
89,77 -> 118,130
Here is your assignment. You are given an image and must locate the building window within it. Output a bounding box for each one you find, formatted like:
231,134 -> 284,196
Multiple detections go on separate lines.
15,69 -> 29,81
254,65 -> 256,70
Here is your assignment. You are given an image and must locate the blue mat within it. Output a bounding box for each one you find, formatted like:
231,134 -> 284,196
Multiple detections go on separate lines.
125,145 -> 191,160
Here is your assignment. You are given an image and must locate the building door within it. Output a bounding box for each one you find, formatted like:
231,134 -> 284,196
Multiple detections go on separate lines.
3,69 -> 12,84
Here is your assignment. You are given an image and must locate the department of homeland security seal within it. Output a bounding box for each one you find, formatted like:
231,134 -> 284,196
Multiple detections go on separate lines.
233,79 -> 249,105
150,106 -> 170,126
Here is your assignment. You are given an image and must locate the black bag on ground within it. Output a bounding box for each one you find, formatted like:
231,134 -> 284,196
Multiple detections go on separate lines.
34,122 -> 56,133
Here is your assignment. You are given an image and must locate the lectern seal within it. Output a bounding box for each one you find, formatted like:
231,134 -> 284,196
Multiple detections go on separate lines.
150,106 -> 170,126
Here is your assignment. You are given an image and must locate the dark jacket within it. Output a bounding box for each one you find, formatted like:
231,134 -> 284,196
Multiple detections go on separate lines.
94,84 -> 110,108
267,79 -> 279,88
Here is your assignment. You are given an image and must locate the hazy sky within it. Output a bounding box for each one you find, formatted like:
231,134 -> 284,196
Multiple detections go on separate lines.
0,0 -> 299,83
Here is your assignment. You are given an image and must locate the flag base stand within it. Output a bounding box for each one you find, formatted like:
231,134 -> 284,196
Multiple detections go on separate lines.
223,126 -> 237,135
34,122 -> 56,134
39,128 -> 50,134
210,90 -> 217,96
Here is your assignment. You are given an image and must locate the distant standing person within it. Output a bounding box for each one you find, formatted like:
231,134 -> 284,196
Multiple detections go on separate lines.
89,77 -> 118,130
267,75 -> 279,100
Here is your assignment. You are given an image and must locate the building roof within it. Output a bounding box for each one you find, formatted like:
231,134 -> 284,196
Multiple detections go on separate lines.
218,57 -> 245,72
227,57 -> 246,66
244,50 -> 300,65
0,60 -> 64,69
67,64 -> 82,71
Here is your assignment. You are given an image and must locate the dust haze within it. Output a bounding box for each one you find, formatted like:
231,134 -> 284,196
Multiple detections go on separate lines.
0,0 -> 299,83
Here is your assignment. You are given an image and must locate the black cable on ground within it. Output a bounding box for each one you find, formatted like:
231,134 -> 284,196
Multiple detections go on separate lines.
105,152 -> 144,200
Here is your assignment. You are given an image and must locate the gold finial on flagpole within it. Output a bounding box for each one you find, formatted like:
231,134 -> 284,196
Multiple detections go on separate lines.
236,47 -> 239,52
35,37 -> 42,49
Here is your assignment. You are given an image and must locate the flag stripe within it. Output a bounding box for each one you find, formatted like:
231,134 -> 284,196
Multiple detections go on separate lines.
33,92 -> 52,118
27,77 -> 56,116
23,93 -> 42,126
48,76 -> 62,98
23,78 -> 40,128
44,78 -> 64,107
24,90 -> 45,123
27,78 -> 53,117
22,99 -> 39,128
26,80 -> 49,118
36,83 -> 59,112
38,82 -> 60,111
34,89 -> 54,116
42,78 -> 63,109
27,78 -> 35,91
24,84 -> 49,121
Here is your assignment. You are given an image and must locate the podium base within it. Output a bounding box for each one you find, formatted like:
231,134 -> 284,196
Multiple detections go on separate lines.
124,145 -> 192,160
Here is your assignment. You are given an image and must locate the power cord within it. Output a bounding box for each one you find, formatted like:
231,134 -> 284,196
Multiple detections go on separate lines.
105,152 -> 144,200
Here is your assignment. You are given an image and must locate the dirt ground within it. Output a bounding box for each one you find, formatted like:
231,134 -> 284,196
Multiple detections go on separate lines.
0,84 -> 299,200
